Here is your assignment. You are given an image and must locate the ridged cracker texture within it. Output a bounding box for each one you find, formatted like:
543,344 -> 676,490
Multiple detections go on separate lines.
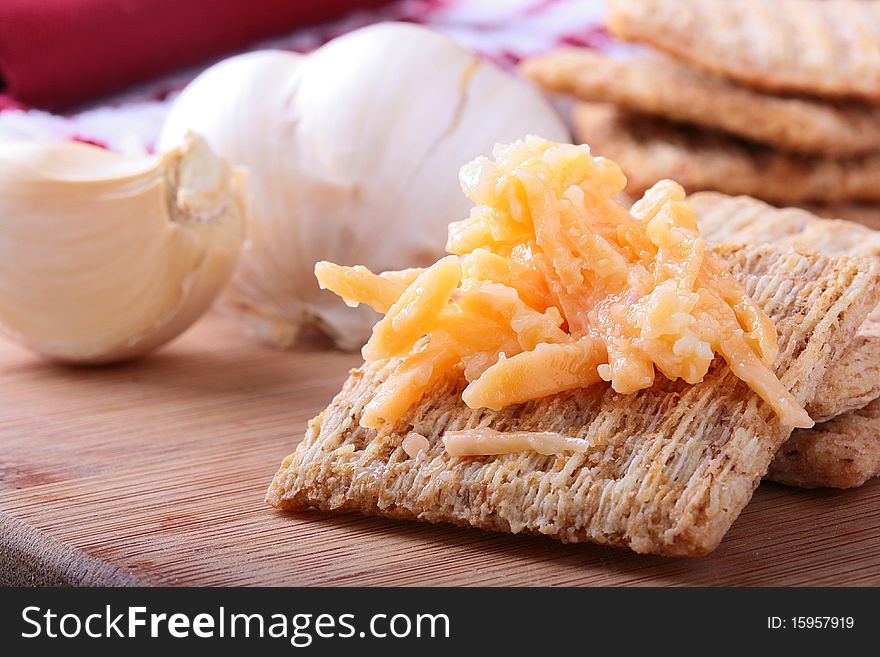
521,48 -> 880,156
769,398 -> 880,489
608,0 -> 880,102
690,192 -> 880,258
690,192 -> 880,422
808,328 -> 880,423
690,192 -> 880,489
268,245 -> 880,556
573,103 -> 880,205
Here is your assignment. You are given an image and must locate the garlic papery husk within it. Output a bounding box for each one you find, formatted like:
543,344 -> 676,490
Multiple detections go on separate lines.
0,132 -> 246,363
158,22 -> 569,351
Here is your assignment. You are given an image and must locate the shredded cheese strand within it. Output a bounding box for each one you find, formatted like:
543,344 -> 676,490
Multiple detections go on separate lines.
443,429 -> 593,456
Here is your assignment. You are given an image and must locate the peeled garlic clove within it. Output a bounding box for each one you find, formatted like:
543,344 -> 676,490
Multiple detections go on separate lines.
0,133 -> 246,363
159,22 -> 569,351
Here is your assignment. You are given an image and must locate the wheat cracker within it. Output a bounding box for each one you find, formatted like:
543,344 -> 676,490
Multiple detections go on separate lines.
522,48 -> 880,156
268,245 -> 880,555
573,103 -> 880,205
609,0 -> 880,102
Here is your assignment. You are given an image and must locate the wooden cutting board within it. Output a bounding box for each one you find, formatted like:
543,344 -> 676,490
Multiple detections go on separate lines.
1,311 -> 878,586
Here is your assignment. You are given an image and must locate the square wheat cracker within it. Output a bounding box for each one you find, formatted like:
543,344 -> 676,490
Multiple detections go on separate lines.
572,103 -> 880,206
268,245 -> 880,556
608,0 -> 880,102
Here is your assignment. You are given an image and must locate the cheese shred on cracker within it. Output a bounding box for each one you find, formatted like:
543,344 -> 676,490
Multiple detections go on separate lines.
316,137 -> 812,440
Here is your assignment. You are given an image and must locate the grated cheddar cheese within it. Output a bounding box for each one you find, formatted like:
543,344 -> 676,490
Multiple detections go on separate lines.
316,137 -> 812,435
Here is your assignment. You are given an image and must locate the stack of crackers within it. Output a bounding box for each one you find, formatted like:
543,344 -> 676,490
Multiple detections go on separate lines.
521,0 -> 880,228
267,1 -> 880,557
519,0 -> 880,493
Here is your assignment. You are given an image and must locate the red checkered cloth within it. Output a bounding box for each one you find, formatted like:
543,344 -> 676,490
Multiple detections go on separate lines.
0,0 -> 609,152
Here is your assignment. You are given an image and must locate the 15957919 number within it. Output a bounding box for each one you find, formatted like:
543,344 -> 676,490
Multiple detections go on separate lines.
767,616 -> 854,629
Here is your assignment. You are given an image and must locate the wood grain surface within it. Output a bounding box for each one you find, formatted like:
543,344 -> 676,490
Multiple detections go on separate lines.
0,312 -> 878,586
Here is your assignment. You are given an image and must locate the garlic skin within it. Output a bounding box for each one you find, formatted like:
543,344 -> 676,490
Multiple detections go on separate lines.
159,22 -> 569,351
0,133 -> 246,363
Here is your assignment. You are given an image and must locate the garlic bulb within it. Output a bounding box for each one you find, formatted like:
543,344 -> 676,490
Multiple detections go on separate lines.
0,133 -> 246,363
159,22 -> 569,351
